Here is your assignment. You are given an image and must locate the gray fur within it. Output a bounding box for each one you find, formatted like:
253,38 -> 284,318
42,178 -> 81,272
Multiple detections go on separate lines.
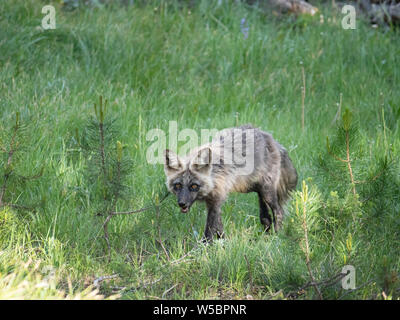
164,124 -> 298,242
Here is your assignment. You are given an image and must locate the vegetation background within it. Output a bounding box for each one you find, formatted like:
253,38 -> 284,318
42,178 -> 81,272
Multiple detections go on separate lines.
0,0 -> 399,299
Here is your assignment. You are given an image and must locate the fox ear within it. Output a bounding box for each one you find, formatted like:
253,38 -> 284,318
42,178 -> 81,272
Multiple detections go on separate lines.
191,147 -> 212,174
164,149 -> 183,174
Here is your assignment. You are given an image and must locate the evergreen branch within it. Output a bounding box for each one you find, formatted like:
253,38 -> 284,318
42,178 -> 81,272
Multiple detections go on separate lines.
319,162 -> 346,182
98,111 -> 107,189
354,169 -> 385,185
345,130 -> 356,196
326,137 -> 347,163
99,119 -> 106,179
286,271 -> 348,299
326,108 -> 357,197
103,192 -> 170,261
338,278 -> 376,300
327,142 -> 347,163
295,182 -> 323,300
300,197 -> 323,300
16,167 -> 44,181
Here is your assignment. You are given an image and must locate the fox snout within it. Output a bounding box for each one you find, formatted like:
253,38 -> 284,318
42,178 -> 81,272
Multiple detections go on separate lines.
178,201 -> 189,213
177,191 -> 192,213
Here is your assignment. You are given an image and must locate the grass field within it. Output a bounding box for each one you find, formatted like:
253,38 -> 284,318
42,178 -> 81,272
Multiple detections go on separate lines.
0,0 -> 399,299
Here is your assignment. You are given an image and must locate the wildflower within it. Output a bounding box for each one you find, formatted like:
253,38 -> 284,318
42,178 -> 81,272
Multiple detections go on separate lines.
240,18 -> 249,39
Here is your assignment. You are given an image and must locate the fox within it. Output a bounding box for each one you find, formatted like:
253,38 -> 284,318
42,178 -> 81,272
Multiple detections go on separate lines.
164,124 -> 298,242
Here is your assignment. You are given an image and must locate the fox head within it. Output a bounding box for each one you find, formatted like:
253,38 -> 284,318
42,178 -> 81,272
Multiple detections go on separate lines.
164,147 -> 214,213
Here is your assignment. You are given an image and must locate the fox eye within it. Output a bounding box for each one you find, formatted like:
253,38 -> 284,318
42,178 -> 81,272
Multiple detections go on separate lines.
189,184 -> 199,191
173,183 -> 182,190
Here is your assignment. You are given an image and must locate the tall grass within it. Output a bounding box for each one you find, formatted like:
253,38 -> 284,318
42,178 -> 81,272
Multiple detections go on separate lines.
0,0 -> 399,299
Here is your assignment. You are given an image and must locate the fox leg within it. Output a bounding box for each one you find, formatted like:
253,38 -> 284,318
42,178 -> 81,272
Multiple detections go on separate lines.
203,199 -> 224,242
259,187 -> 284,232
257,192 -> 272,232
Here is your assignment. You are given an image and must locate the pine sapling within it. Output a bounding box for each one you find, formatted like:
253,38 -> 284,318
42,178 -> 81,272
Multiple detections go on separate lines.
326,108 -> 357,196
0,112 -> 42,211
294,181 -> 323,299
321,106 -> 397,209
79,96 -> 168,260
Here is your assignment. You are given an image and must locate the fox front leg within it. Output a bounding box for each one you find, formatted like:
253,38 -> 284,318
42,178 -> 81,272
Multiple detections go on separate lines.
258,191 -> 273,232
266,193 -> 284,232
203,199 -> 224,242
259,186 -> 284,232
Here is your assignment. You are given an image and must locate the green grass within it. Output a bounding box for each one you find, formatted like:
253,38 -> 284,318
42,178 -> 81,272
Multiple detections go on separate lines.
0,0 -> 399,299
